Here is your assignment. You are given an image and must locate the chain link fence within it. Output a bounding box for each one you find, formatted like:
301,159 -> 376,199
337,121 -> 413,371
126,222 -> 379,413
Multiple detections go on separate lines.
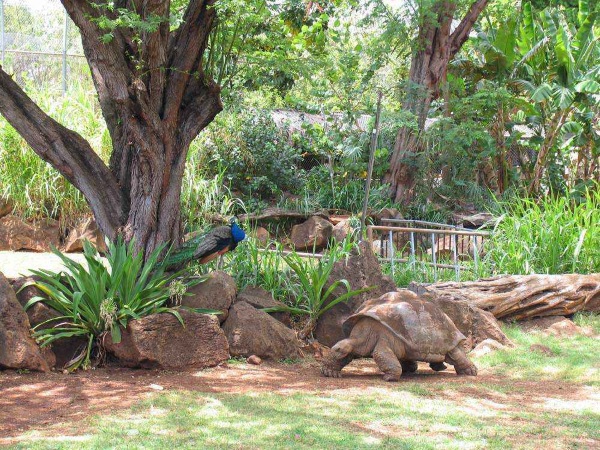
0,0 -> 91,93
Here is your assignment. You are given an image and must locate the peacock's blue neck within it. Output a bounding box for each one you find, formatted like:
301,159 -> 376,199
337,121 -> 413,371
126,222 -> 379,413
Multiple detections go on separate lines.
231,223 -> 246,243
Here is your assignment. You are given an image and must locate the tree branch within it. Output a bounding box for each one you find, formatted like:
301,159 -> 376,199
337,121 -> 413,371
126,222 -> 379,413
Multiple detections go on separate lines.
164,0 -> 218,126
449,0 -> 490,58
179,77 -> 223,148
0,68 -> 127,237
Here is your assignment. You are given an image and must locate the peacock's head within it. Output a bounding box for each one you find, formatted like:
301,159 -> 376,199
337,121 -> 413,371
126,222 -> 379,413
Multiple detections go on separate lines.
230,217 -> 246,243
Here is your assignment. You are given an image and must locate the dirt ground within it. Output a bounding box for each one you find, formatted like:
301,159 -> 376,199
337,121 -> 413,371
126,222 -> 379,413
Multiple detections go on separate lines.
1,359 -> 597,445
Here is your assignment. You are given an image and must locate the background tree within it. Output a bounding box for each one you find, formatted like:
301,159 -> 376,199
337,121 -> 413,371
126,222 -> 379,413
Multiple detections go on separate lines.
0,1 -> 222,257
384,0 -> 490,204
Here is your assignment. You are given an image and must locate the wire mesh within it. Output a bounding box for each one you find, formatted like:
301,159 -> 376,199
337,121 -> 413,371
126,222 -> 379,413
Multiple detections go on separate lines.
0,0 -> 91,93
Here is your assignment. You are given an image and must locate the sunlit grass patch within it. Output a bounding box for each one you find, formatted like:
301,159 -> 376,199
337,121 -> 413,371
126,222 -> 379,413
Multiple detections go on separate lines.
10,386 -> 599,450
474,319 -> 600,385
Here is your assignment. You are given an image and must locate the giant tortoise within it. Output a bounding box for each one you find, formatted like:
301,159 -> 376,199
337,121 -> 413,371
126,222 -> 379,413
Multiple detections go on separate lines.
321,290 -> 477,381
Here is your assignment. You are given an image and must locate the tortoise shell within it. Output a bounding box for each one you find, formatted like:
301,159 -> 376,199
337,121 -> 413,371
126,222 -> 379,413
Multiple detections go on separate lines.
342,290 -> 466,361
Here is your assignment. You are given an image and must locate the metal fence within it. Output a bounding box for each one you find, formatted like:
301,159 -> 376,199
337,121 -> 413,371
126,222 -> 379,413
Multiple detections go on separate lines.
0,0 -> 90,93
367,219 -> 491,281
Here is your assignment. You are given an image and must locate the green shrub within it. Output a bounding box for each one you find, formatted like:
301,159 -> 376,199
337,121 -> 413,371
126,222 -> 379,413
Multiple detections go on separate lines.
26,239 -> 207,371
198,109 -> 306,203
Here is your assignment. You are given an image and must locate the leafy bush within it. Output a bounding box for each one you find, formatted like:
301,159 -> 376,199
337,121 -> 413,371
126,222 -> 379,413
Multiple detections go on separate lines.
197,109 -> 306,203
488,188 -> 600,274
26,239 -> 205,371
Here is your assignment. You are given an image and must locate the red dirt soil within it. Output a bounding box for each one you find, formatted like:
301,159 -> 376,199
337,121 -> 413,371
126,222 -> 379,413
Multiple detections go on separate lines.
0,359 -> 592,441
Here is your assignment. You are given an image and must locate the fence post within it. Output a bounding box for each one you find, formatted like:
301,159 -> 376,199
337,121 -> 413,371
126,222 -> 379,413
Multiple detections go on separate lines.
409,231 -> 415,269
452,233 -> 459,281
62,7 -> 69,94
0,0 -> 4,65
388,229 -> 394,278
431,232 -> 437,282
473,235 -> 479,274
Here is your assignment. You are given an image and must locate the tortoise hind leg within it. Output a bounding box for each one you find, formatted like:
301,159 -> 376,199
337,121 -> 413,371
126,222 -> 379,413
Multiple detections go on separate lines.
401,360 -> 418,373
445,346 -> 477,376
373,342 -> 403,381
429,362 -> 447,371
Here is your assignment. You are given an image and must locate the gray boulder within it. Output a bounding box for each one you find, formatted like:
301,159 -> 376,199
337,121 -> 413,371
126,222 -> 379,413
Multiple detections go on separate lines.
290,216 -> 333,251
315,241 -> 397,347
236,286 -> 291,326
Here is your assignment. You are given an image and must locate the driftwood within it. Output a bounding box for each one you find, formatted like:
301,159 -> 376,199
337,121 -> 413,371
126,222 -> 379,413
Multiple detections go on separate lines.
420,274 -> 600,321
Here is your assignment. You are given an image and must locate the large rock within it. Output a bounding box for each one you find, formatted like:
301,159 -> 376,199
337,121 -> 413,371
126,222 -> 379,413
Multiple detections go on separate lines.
180,271 -> 236,323
9,276 -> 90,370
0,215 -> 60,252
0,272 -> 48,371
332,220 -> 353,243
472,307 -> 513,346
105,310 -> 229,369
236,286 -> 292,326
0,197 -> 13,218
290,216 -> 333,251
315,241 -> 397,347
223,301 -> 300,360
249,227 -> 271,245
10,277 -> 60,327
62,216 -> 107,253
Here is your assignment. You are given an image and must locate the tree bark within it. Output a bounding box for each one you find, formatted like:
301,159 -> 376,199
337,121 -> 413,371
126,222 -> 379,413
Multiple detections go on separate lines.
420,274 -> 600,321
384,0 -> 490,204
0,1 -> 223,257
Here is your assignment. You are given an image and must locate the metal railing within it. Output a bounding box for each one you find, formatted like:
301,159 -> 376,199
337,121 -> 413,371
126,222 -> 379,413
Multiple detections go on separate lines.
366,220 -> 490,281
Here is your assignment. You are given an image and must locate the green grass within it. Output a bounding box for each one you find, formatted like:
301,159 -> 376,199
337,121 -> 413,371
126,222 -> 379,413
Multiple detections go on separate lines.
476,318 -> 600,386
9,384 -> 599,450
488,189 -> 600,274
7,315 -> 600,449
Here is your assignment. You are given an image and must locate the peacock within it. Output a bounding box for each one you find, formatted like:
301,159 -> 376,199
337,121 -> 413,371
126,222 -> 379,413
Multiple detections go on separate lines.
163,218 -> 246,270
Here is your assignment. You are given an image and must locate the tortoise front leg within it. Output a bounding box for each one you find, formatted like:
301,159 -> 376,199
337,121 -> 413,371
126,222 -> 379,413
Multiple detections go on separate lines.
373,342 -> 403,381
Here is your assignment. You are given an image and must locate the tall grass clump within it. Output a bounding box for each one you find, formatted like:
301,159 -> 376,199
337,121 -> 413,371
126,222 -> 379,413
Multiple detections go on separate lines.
489,188 -> 599,274
0,83 -> 108,225
180,156 -> 246,232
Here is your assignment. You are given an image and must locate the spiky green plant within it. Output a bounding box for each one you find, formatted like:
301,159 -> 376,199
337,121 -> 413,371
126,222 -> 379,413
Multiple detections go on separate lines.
25,238 -> 209,371
265,248 -> 372,339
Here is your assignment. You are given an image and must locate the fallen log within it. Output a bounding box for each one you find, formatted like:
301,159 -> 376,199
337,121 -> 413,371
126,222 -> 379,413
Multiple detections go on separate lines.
239,207 -> 329,222
419,274 -> 600,321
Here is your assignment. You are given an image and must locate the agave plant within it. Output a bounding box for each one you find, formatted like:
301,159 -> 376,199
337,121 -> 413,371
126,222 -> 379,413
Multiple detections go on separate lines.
265,246 -> 372,340
25,238 -> 207,371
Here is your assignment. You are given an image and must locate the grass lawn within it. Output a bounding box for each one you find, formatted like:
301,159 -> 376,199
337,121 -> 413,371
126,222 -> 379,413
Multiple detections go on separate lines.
3,313 -> 599,450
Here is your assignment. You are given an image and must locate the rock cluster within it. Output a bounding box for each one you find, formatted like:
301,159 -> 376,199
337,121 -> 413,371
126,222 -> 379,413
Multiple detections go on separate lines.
0,269 -> 301,372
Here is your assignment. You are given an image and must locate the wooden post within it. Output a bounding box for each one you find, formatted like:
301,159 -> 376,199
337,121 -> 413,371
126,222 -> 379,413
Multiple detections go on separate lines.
360,91 -> 383,238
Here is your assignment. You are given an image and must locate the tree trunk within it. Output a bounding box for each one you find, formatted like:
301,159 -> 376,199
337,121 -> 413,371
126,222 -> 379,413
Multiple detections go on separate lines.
384,0 -> 490,204
0,0 -> 223,258
528,108 -> 571,196
420,274 -> 600,321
